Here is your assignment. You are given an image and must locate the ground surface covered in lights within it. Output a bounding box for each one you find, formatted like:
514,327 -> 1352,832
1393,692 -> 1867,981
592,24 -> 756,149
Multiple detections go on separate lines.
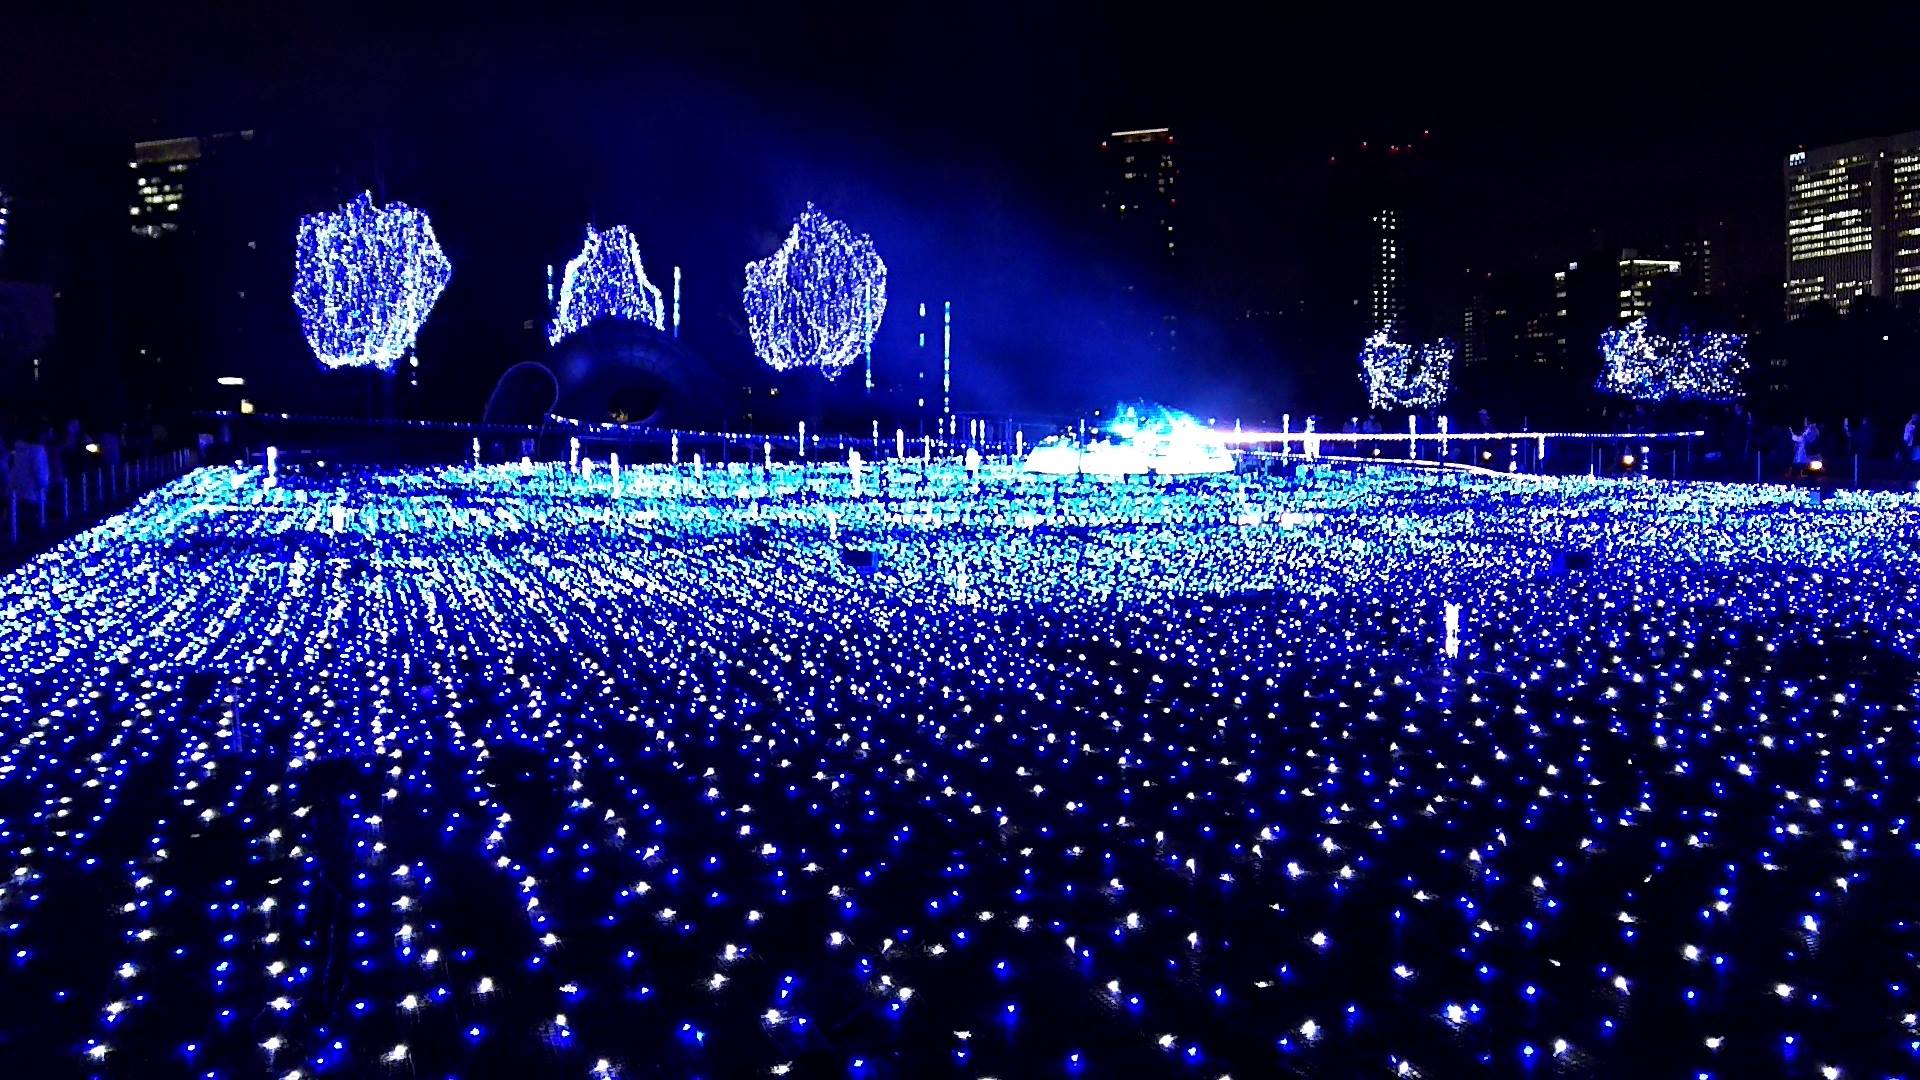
4,460 -> 1919,1079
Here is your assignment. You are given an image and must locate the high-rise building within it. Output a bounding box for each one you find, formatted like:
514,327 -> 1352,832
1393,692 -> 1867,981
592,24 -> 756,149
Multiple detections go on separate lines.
1616,250 -> 1681,321
1784,129 -> 1920,316
1318,134 -> 1433,356
0,186 -> 11,262
1097,127 -> 1182,357
121,129 -> 275,415
1679,229 -> 1727,300
1372,208 -> 1403,333
129,131 -> 255,239
1098,127 -> 1178,259
1460,268 -> 1559,371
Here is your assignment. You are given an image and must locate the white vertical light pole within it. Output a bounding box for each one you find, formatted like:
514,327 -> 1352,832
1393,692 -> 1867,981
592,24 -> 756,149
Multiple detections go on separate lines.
917,301 -> 928,435
672,266 -> 681,339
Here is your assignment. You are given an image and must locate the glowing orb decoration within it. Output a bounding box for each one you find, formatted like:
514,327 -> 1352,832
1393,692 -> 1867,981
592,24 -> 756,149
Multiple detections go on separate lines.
293,192 -> 452,371
1358,330 -> 1453,410
742,204 -> 887,379
1596,317 -> 1748,403
548,224 -> 665,345
1024,401 -> 1235,475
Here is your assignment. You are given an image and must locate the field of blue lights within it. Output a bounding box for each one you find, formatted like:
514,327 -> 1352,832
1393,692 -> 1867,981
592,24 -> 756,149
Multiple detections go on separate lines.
5,459 -> 1920,1078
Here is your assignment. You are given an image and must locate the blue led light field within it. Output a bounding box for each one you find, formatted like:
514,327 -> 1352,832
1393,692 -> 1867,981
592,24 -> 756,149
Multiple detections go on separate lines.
3,461 -> 1919,1077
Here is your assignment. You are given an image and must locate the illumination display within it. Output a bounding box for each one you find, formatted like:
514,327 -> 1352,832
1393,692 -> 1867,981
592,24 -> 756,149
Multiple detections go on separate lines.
1596,317 -> 1749,403
548,224 -> 665,344
1,459 -> 1916,1076
292,192 -> 452,370
1358,330 -> 1453,410
742,204 -> 887,378
1025,401 -> 1234,475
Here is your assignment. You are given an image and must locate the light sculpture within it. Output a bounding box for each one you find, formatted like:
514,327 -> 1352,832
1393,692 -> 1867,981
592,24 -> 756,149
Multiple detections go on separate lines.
1358,330 -> 1453,410
1596,317 -> 1748,403
548,225 -> 665,344
742,204 -> 887,378
293,192 -> 451,371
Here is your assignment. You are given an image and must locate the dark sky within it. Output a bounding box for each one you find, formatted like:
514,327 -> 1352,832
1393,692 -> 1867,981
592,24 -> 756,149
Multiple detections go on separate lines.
10,4 -> 1914,230
3,3 -> 1918,414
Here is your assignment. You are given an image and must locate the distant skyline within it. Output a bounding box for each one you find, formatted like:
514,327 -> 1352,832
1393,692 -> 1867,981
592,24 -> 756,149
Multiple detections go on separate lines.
5,7 -> 1918,277
3,4 -> 1919,416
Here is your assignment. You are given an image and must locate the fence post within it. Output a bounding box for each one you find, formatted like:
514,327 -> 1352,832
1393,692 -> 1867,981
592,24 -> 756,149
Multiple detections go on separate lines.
62,478 -> 69,520
1854,454 -> 1860,489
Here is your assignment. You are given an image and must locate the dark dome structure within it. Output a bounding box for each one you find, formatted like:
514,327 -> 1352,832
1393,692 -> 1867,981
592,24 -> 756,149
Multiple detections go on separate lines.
483,318 -> 734,429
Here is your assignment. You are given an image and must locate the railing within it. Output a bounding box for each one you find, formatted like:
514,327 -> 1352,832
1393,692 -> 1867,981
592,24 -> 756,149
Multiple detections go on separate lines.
2,449 -> 201,566
198,410 -> 1920,493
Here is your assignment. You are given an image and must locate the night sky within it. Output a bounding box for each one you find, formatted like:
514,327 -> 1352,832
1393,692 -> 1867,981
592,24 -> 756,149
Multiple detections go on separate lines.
2,4 -> 1918,414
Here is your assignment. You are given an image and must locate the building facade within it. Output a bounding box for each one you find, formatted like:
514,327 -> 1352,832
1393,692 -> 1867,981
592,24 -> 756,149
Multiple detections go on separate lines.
1616,250 -> 1681,321
122,130 -> 272,415
1371,208 -> 1403,333
1097,127 -> 1182,357
1784,129 -> 1920,316
1098,127 -> 1178,260
130,132 -> 255,239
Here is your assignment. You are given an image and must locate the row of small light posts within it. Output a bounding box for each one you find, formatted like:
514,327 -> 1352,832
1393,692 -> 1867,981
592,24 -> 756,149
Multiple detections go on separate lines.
6,448 -> 197,548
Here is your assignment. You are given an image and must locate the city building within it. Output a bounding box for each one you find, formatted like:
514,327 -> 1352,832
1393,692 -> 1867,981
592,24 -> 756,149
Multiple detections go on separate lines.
1098,127 -> 1178,260
1097,127 -> 1182,356
1314,134 -> 1434,361
1460,267 -> 1561,371
1679,226 -> 1728,300
1616,250 -> 1681,321
1372,208 -> 1403,333
121,129 -> 276,415
1784,129 -> 1920,316
0,185 -> 11,262
129,131 -> 255,239
1464,243 -> 1695,391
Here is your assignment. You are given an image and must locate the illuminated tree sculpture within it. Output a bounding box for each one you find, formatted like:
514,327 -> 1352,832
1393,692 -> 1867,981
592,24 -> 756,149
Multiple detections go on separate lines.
742,204 -> 887,379
1358,330 -> 1453,410
293,193 -> 452,371
548,224 -> 665,344
1596,317 -> 1748,403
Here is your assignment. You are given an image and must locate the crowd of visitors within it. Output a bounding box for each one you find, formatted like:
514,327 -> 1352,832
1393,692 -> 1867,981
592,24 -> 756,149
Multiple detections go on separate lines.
0,419 -> 142,508
1701,404 -> 1920,481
